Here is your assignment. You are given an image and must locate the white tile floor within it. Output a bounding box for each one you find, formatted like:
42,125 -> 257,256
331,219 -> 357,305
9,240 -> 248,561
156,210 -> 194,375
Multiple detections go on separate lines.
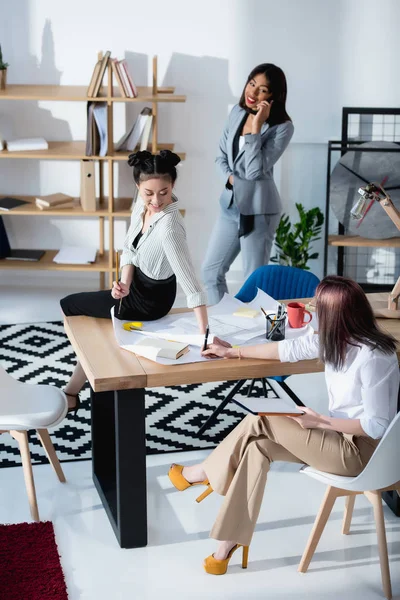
1,282 -> 400,599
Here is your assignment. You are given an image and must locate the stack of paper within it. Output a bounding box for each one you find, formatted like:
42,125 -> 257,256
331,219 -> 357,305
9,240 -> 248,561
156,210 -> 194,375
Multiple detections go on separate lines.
53,246 -> 97,264
7,138 -> 48,152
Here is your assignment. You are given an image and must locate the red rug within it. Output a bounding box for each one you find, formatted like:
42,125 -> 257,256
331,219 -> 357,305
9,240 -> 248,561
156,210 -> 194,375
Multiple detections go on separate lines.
0,521 -> 68,600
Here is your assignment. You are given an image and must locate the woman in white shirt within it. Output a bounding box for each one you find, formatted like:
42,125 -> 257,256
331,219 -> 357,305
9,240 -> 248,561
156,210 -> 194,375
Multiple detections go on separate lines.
60,150 -> 208,414
168,275 -> 399,575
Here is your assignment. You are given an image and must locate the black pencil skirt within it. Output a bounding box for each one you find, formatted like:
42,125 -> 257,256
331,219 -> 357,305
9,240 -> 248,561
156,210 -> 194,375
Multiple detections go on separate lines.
60,267 -> 177,321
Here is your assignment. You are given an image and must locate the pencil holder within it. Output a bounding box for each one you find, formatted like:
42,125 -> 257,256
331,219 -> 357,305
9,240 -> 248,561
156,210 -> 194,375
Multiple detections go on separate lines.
266,315 -> 286,341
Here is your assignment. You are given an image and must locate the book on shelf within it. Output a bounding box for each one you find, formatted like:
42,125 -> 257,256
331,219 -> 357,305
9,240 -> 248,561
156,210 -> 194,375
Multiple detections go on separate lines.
36,200 -> 75,211
4,249 -> 45,262
85,102 -> 107,156
6,138 -> 48,152
111,58 -> 127,97
131,337 -> 189,361
118,59 -> 137,98
116,107 -> 152,152
0,197 -> 30,211
35,193 -> 74,207
87,51 -> 111,98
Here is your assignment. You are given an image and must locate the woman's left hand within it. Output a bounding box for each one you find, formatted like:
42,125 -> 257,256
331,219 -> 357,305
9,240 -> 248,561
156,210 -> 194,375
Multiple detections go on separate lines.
289,407 -> 323,429
252,100 -> 273,132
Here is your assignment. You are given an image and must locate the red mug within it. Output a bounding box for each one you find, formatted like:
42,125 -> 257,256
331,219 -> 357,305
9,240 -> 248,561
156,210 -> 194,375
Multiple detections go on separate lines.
287,302 -> 312,328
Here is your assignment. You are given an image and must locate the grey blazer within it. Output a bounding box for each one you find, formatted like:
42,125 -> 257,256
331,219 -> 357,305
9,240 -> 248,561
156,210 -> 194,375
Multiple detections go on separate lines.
216,104 -> 294,216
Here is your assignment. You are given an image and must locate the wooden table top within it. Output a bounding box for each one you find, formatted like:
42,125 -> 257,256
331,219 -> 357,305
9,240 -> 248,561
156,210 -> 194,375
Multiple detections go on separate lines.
64,293 -> 400,392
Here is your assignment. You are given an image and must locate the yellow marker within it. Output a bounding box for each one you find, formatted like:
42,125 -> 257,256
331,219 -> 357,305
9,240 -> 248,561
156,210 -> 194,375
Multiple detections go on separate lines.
123,321 -> 143,331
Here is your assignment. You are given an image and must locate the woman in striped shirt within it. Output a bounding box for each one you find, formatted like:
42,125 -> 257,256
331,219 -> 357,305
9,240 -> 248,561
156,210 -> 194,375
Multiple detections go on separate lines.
60,150 -> 208,414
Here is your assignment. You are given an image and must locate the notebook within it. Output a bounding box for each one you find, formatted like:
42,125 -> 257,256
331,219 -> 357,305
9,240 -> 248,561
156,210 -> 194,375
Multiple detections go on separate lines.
35,193 -> 73,207
232,395 -> 305,416
233,307 -> 259,319
4,249 -> 45,261
0,197 -> 30,211
132,337 -> 189,361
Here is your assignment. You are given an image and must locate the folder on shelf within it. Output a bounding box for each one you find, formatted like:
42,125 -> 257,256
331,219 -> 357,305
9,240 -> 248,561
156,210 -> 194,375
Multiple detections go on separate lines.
92,103 -> 108,156
80,160 -> 96,212
116,108 -> 152,152
85,102 -> 107,157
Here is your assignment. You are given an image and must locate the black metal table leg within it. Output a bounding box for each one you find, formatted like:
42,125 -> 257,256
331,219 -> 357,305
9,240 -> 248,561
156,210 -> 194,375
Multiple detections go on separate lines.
197,379 -> 247,437
91,387 -> 147,547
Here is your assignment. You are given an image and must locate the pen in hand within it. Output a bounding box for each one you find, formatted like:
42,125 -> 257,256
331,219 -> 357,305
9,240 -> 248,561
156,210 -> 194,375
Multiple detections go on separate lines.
202,325 -> 210,352
115,250 -> 123,316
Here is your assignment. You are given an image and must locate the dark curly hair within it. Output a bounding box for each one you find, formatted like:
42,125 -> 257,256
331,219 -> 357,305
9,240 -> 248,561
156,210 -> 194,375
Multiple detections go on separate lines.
127,149 -> 181,185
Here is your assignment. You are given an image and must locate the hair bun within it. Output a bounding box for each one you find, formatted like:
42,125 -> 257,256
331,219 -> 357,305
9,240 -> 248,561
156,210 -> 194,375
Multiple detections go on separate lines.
127,150 -> 152,168
158,149 -> 181,167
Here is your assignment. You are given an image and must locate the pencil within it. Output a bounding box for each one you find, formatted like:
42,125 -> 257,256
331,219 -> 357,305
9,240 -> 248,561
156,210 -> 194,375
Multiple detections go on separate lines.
115,250 -> 123,315
202,325 -> 210,352
260,307 -> 268,318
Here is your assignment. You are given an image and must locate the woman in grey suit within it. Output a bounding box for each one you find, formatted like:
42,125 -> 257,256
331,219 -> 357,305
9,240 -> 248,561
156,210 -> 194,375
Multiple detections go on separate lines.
202,63 -> 294,305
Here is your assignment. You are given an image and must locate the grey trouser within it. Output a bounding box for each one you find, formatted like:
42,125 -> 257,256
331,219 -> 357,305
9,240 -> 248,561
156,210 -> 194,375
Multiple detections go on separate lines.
201,202 -> 280,305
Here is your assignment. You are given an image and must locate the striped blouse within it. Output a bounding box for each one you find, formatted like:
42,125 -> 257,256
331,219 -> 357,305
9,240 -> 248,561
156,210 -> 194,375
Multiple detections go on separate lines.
120,195 -> 207,309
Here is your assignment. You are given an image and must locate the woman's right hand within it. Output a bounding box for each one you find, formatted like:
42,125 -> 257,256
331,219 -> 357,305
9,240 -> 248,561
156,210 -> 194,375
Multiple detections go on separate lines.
111,281 -> 130,300
202,337 -> 232,359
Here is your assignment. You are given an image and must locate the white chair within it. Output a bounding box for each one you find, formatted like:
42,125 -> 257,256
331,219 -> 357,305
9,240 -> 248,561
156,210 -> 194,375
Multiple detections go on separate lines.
0,365 -> 68,522
298,412 -> 400,600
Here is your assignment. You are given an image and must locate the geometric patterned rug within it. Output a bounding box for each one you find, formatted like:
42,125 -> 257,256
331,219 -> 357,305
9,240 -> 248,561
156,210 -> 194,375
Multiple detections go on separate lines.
0,321 -> 279,467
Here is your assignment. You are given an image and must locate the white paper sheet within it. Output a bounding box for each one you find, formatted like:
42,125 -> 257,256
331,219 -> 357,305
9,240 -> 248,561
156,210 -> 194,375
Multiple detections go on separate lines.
111,308 -> 212,365
53,246 -> 97,264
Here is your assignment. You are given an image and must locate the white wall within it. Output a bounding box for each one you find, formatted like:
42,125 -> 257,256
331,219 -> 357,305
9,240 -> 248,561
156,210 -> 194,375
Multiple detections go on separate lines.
1,0 -> 399,294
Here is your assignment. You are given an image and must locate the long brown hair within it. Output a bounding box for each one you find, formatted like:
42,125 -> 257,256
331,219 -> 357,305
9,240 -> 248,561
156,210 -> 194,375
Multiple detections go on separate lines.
316,275 -> 397,370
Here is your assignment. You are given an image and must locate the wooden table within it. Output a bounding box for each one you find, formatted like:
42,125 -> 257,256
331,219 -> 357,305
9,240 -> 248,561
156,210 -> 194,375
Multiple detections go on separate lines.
64,293 -> 400,548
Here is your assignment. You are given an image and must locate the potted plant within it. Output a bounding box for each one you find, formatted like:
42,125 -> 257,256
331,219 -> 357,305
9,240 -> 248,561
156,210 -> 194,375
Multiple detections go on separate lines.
0,45 -> 9,90
271,203 -> 324,271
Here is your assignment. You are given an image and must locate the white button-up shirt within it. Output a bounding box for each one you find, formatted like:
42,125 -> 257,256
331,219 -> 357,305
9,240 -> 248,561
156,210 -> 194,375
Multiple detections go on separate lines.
278,332 -> 399,439
120,195 -> 207,308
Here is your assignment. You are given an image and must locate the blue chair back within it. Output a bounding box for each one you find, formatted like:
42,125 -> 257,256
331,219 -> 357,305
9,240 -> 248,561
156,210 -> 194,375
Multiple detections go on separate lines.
235,265 -> 320,303
236,265 -> 320,383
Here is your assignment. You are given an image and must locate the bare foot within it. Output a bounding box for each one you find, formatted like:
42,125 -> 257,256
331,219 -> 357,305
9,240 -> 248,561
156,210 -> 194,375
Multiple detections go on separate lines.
213,541 -> 237,560
181,464 -> 207,484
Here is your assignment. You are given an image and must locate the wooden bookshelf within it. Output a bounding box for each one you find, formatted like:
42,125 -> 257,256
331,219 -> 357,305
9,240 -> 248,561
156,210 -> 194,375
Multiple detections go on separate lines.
0,141 -> 185,161
328,235 -> 400,248
0,55 -> 186,287
0,84 -> 185,103
0,250 -> 110,271
0,195 -> 185,218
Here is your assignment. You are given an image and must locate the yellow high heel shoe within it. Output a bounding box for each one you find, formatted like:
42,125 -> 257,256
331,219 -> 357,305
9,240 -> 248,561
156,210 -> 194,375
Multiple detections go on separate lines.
203,544 -> 249,575
168,464 -> 214,503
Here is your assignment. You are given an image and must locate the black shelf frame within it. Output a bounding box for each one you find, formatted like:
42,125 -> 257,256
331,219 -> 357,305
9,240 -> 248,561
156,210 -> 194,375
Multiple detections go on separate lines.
324,107 -> 400,291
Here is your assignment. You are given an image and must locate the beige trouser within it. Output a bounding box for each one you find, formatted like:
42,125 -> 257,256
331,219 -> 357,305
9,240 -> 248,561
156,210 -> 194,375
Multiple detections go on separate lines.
203,415 -> 379,546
